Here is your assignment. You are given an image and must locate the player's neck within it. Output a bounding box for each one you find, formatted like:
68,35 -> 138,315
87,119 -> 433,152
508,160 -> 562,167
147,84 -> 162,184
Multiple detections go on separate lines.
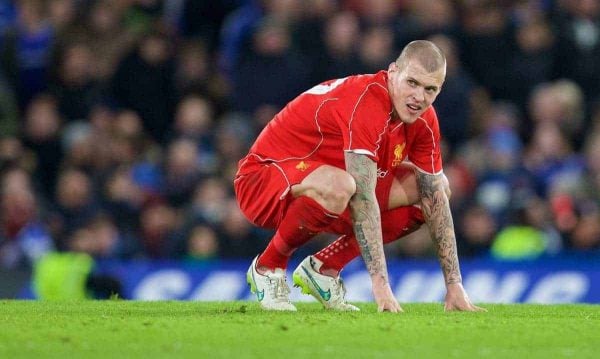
391,107 -> 400,121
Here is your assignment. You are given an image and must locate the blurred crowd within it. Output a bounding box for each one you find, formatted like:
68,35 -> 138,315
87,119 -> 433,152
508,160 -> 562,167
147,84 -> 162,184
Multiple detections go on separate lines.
1,0 -> 600,270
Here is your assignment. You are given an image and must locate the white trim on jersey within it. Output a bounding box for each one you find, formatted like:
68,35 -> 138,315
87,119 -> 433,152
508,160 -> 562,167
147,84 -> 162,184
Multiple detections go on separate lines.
347,82 -> 390,158
237,98 -> 343,201
410,161 -> 444,176
244,98 -> 339,164
390,122 -> 404,132
344,149 -> 376,157
372,114 -> 392,159
417,116 -> 439,174
270,162 -> 292,200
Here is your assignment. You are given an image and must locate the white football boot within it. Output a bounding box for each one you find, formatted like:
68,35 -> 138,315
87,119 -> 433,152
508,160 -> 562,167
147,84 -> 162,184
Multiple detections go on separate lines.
246,256 -> 297,311
292,256 -> 359,311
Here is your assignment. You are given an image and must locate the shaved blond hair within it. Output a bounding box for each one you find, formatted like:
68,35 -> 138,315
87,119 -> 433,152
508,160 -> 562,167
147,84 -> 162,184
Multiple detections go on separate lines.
396,40 -> 446,73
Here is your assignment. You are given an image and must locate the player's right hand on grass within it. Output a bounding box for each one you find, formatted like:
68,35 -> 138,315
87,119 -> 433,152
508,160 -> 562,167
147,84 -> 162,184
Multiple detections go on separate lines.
444,283 -> 486,312
372,275 -> 403,313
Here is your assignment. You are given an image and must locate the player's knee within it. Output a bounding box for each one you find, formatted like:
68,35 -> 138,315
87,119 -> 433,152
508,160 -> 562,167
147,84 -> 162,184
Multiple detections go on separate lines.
320,171 -> 356,212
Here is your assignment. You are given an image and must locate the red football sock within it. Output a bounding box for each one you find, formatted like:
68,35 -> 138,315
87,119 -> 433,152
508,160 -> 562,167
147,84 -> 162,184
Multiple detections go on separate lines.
315,206 -> 424,273
314,234 -> 360,272
258,196 -> 339,270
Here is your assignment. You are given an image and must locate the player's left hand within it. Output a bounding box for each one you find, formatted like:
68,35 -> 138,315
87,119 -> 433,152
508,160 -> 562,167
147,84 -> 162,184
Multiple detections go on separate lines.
444,283 -> 486,312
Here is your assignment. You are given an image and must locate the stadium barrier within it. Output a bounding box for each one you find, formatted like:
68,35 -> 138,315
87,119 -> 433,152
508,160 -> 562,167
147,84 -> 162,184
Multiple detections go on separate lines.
37,256 -> 595,303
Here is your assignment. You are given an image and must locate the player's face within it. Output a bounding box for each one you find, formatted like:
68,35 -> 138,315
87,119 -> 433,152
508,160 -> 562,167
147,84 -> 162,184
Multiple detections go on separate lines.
387,60 -> 445,124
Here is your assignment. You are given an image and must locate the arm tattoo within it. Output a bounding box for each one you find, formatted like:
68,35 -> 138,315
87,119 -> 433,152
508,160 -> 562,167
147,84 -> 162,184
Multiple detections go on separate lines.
345,152 -> 387,281
416,171 -> 462,285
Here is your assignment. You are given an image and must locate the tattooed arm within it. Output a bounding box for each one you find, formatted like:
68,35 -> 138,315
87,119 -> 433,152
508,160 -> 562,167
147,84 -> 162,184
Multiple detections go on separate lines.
416,170 -> 485,312
345,152 -> 401,312
415,171 -> 461,284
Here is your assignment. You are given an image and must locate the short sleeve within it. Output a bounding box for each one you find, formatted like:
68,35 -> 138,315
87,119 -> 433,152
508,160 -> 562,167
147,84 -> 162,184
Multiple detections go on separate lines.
341,83 -> 391,162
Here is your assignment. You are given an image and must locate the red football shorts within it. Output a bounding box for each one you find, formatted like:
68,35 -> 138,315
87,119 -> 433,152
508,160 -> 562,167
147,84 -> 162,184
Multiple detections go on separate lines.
234,157 -> 423,233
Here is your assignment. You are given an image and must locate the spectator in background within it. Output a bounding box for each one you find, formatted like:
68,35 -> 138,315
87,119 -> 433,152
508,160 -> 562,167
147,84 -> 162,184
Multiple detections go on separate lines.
0,0 -> 17,36
507,18 -> 555,112
111,109 -> 154,167
0,70 -> 19,136
218,0 -> 267,80
218,0 -> 301,81
88,103 -> 114,136
35,220 -> 126,299
105,110 -> 165,207
458,0 -> 515,100
163,138 -> 203,208
122,0 -> 164,36
1,0 -> 55,109
395,0 -> 458,46
491,196 -> 561,260
179,0 -> 239,51
213,114 -> 254,174
571,213 -> 600,251
311,11 -> 361,84
84,0 -> 138,81
102,166 -> 143,231
21,94 -> 63,201
523,122 -> 586,241
528,80 -> 585,147
173,40 -> 229,114
291,0 -> 338,78
174,41 -> 212,99
476,117 -> 527,223
357,25 -> 396,74
139,202 -> 178,258
49,168 -> 99,248
456,101 -> 530,225
547,122 -> 600,251
0,137 -> 27,172
524,122 -> 585,197
111,31 -> 176,144
428,34 -> 478,151
47,0 -> 77,36
50,41 -> 105,121
67,213 -> 138,260
60,121 -> 96,172
187,177 -> 229,226
232,17 -> 310,115
217,199 -> 269,259
457,204 -> 497,257
351,0 -> 399,29
582,124 -> 600,197
442,158 -> 478,213
169,94 -> 218,175
184,223 -> 219,264
0,166 -> 54,269
554,0 -> 600,112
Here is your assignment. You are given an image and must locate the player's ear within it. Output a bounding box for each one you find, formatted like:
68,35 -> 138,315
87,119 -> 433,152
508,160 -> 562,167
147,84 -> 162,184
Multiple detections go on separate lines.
388,62 -> 398,72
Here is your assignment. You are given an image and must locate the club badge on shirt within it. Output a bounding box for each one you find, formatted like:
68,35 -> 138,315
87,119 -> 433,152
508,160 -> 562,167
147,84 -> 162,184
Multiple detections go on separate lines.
392,143 -> 405,167
296,161 -> 310,171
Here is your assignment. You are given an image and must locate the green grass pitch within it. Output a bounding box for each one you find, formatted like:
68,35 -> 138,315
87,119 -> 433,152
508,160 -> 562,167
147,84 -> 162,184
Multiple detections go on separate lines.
0,301 -> 598,358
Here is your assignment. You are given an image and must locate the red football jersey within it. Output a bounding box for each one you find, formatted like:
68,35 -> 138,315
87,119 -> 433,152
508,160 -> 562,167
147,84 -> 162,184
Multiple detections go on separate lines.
239,71 -> 443,176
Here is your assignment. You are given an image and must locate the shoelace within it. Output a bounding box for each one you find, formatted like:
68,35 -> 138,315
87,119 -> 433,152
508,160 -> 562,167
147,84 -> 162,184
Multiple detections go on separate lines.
269,276 -> 291,302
